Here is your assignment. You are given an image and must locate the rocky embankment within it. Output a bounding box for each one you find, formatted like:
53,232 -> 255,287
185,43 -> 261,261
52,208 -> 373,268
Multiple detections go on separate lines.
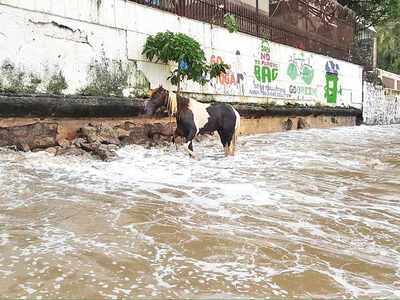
0,94 -> 180,160
0,121 -> 179,161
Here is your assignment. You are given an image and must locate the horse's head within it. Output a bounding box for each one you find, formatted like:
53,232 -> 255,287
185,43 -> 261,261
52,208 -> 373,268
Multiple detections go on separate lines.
145,86 -> 168,116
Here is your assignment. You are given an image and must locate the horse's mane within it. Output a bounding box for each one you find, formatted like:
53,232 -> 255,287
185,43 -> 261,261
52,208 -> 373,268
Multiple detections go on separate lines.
166,92 -> 178,116
150,87 -> 192,117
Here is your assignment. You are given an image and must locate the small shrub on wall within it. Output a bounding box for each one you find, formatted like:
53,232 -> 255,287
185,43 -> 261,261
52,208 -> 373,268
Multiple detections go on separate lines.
0,61 -> 42,94
142,31 -> 228,95
79,55 -> 133,97
46,71 -> 68,95
224,13 -> 238,33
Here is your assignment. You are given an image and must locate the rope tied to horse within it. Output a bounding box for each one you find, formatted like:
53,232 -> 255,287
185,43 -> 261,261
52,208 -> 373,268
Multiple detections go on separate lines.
166,92 -> 177,145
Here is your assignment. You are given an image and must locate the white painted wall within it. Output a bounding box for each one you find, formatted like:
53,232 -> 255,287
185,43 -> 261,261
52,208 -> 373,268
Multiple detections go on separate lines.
363,82 -> 400,125
0,0 -> 362,108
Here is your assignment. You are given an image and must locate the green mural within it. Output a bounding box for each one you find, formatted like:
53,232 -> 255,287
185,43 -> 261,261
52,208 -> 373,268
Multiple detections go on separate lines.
324,61 -> 342,103
254,39 -> 279,84
261,39 -> 270,53
286,52 -> 314,85
254,65 -> 278,83
286,52 -> 316,99
302,65 -> 314,85
287,63 -> 298,81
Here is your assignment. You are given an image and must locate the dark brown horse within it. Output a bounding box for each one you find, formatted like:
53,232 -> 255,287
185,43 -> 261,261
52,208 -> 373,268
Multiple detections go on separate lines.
145,87 -> 240,158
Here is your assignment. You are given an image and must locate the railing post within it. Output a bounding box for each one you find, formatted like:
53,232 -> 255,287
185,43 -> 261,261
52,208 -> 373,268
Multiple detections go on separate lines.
224,0 -> 227,26
176,0 -> 185,16
256,0 -> 259,36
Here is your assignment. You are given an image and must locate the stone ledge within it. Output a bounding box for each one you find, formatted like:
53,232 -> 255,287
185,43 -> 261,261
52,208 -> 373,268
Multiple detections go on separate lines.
0,94 -> 145,118
233,103 -> 362,119
0,94 -> 362,120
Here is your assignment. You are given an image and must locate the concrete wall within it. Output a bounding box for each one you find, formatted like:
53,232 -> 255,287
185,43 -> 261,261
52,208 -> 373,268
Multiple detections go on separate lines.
0,0 -> 362,108
363,82 -> 400,125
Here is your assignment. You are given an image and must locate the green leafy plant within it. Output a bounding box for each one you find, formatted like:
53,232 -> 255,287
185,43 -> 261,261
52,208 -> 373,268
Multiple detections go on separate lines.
0,62 -> 25,93
0,61 -> 41,94
46,71 -> 68,95
224,13 -> 238,33
26,73 -> 42,94
80,55 -> 132,97
142,31 -> 228,95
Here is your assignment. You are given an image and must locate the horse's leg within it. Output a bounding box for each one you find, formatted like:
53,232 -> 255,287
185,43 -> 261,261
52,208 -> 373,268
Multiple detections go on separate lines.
177,112 -> 199,159
183,128 -> 199,159
218,128 -> 234,157
232,108 -> 240,156
184,140 -> 199,159
173,128 -> 184,149
173,136 -> 178,150
217,129 -> 228,157
224,145 -> 230,156
230,131 -> 237,156
172,129 -> 178,150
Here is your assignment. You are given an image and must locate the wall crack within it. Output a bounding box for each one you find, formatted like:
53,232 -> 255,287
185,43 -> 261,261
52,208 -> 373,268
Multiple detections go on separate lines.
28,19 -> 92,48
29,19 -> 76,33
43,33 -> 93,48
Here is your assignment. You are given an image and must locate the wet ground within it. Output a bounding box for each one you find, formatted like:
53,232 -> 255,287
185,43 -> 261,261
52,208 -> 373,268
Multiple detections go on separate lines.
0,125 -> 399,298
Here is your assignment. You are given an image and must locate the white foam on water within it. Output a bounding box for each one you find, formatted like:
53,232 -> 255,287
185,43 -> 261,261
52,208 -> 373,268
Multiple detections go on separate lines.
0,233 -> 9,246
0,125 -> 400,297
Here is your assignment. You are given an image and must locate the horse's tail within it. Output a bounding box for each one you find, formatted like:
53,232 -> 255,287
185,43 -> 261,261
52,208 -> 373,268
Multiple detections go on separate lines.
231,108 -> 240,156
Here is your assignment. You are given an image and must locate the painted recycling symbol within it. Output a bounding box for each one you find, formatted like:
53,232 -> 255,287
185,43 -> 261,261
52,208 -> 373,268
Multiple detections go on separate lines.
287,63 -> 298,81
287,62 -> 314,85
302,65 -> 314,85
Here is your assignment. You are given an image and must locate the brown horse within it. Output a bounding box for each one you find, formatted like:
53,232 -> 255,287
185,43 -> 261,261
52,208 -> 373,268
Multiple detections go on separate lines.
145,87 -> 240,158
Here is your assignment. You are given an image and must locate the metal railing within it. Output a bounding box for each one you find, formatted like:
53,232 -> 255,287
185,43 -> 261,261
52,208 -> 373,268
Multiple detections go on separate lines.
133,0 -> 359,64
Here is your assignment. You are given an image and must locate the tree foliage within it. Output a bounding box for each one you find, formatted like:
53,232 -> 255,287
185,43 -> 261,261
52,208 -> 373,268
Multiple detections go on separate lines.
337,0 -> 400,28
142,31 -> 228,93
376,21 -> 400,74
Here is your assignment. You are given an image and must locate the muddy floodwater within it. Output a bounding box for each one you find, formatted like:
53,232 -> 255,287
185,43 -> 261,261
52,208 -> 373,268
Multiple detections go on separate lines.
0,125 -> 400,298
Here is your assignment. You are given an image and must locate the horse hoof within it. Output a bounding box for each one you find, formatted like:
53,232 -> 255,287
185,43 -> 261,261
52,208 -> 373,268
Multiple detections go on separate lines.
190,153 -> 200,160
